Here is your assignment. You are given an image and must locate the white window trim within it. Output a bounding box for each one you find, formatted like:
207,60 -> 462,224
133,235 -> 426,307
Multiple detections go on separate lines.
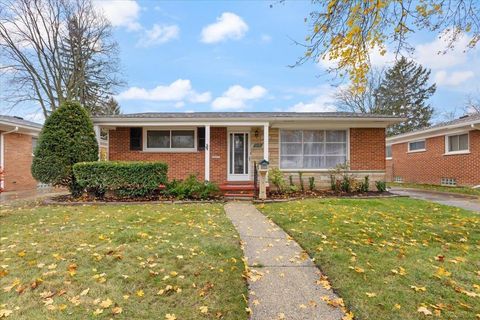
407,139 -> 426,153
142,127 -> 197,152
278,128 -> 350,171
386,144 -> 392,160
444,132 -> 470,155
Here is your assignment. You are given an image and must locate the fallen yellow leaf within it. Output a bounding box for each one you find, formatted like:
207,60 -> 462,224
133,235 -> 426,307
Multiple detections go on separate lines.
418,306 -> 432,316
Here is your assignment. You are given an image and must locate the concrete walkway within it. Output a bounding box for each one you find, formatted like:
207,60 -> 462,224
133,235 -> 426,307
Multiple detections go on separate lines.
225,202 -> 344,320
390,187 -> 480,212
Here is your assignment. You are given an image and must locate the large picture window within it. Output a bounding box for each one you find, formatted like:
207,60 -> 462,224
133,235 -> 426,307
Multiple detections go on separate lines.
145,129 -> 195,151
280,129 -> 347,169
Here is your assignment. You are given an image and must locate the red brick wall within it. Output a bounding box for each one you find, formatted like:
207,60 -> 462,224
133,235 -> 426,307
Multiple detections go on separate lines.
350,128 -> 386,171
389,130 -> 480,186
108,127 -> 227,183
209,127 -> 227,183
3,132 -> 37,191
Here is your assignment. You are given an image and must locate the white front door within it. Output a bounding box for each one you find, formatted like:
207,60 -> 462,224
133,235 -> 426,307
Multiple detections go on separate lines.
227,132 -> 250,181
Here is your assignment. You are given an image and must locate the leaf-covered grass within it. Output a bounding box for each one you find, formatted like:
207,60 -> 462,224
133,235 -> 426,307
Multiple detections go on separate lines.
0,203 -> 247,319
258,198 -> 480,320
388,182 -> 480,197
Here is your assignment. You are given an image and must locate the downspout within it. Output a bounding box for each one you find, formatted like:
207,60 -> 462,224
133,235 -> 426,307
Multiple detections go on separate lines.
0,126 -> 19,190
471,124 -> 480,188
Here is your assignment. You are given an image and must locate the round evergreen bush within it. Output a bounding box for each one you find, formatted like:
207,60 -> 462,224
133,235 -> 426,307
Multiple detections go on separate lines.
32,101 -> 98,195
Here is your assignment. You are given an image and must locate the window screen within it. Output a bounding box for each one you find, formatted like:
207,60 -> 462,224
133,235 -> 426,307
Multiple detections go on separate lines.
448,134 -> 468,152
408,140 -> 425,151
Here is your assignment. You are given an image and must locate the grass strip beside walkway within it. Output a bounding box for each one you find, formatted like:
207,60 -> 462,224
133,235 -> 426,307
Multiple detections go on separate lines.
0,203 -> 247,319
258,198 -> 480,320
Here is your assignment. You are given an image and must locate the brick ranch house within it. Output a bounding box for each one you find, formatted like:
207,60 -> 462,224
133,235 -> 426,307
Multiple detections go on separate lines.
0,115 -> 42,192
386,113 -> 480,187
92,112 -> 402,195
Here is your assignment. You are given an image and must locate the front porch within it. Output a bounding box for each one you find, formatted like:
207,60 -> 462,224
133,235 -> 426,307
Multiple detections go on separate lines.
93,121 -> 270,187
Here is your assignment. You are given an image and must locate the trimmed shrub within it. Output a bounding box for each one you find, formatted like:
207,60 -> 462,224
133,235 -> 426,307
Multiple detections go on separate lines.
32,101 -> 98,196
375,180 -> 387,192
357,176 -> 370,193
308,176 -> 315,191
73,161 -> 168,198
298,172 -> 305,192
269,168 -> 286,192
163,174 -> 219,200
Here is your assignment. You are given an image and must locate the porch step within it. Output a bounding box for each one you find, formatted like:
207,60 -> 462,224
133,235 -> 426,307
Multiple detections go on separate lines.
219,184 -> 255,191
224,192 -> 254,200
220,182 -> 255,200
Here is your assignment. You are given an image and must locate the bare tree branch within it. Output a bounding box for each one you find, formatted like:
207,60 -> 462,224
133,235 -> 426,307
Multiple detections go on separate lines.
0,0 -> 123,117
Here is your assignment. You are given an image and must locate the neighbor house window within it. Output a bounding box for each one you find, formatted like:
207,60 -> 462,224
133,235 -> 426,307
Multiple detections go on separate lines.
446,133 -> 469,153
408,140 -> 426,152
145,129 -> 195,151
280,129 -> 347,169
386,145 -> 392,159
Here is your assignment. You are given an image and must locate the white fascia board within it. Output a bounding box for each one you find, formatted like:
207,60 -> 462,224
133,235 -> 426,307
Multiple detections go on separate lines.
387,121 -> 480,145
0,121 -> 41,134
92,117 -> 403,127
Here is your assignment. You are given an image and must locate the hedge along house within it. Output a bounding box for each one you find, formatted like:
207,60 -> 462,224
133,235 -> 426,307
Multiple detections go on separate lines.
92,112 -> 403,197
386,113 -> 480,187
0,115 -> 42,192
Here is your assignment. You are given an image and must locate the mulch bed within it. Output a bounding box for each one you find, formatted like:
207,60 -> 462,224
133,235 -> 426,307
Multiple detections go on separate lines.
44,190 -> 403,205
44,194 -> 224,205
253,190 -> 403,203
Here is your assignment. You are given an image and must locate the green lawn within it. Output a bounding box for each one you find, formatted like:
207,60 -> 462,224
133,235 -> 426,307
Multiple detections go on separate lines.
258,198 -> 480,320
0,203 -> 247,319
388,182 -> 480,197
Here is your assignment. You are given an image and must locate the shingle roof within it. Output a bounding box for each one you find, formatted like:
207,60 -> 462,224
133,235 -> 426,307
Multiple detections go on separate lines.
93,112 -> 402,119
0,115 -> 42,129
420,113 -> 480,131
387,113 -> 480,141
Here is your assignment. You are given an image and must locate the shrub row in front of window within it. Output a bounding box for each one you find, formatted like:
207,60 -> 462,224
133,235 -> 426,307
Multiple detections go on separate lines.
72,161 -> 219,200
73,161 -> 168,198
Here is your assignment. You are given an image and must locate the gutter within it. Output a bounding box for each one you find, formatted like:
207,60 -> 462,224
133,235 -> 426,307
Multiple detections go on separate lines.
387,120 -> 480,144
0,120 -> 41,132
92,116 -> 406,125
1,126 -> 19,189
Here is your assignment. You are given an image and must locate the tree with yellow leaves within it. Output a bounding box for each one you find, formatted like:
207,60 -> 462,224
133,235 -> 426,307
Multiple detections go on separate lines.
296,0 -> 480,91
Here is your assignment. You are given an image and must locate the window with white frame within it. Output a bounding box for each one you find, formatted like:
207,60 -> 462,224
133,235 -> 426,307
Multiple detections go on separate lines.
145,129 -> 195,150
280,129 -> 347,169
446,133 -> 469,153
386,145 -> 392,158
408,140 -> 426,152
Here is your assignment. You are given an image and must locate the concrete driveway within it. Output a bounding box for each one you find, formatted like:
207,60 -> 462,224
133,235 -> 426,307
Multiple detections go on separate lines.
389,187 -> 480,212
0,187 -> 67,205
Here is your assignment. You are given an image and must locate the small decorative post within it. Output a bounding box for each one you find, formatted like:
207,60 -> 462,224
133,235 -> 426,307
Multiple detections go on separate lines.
258,159 -> 269,200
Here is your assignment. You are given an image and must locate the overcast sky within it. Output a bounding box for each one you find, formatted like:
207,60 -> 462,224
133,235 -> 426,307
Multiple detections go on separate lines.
3,0 -> 480,123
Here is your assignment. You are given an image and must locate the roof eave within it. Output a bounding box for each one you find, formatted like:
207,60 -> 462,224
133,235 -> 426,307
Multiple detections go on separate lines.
92,116 -> 405,125
0,120 -> 42,133
386,119 -> 480,143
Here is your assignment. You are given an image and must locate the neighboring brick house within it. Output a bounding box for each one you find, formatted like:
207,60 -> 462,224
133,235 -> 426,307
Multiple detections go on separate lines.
386,113 -> 480,187
0,115 -> 42,192
92,112 -> 402,195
